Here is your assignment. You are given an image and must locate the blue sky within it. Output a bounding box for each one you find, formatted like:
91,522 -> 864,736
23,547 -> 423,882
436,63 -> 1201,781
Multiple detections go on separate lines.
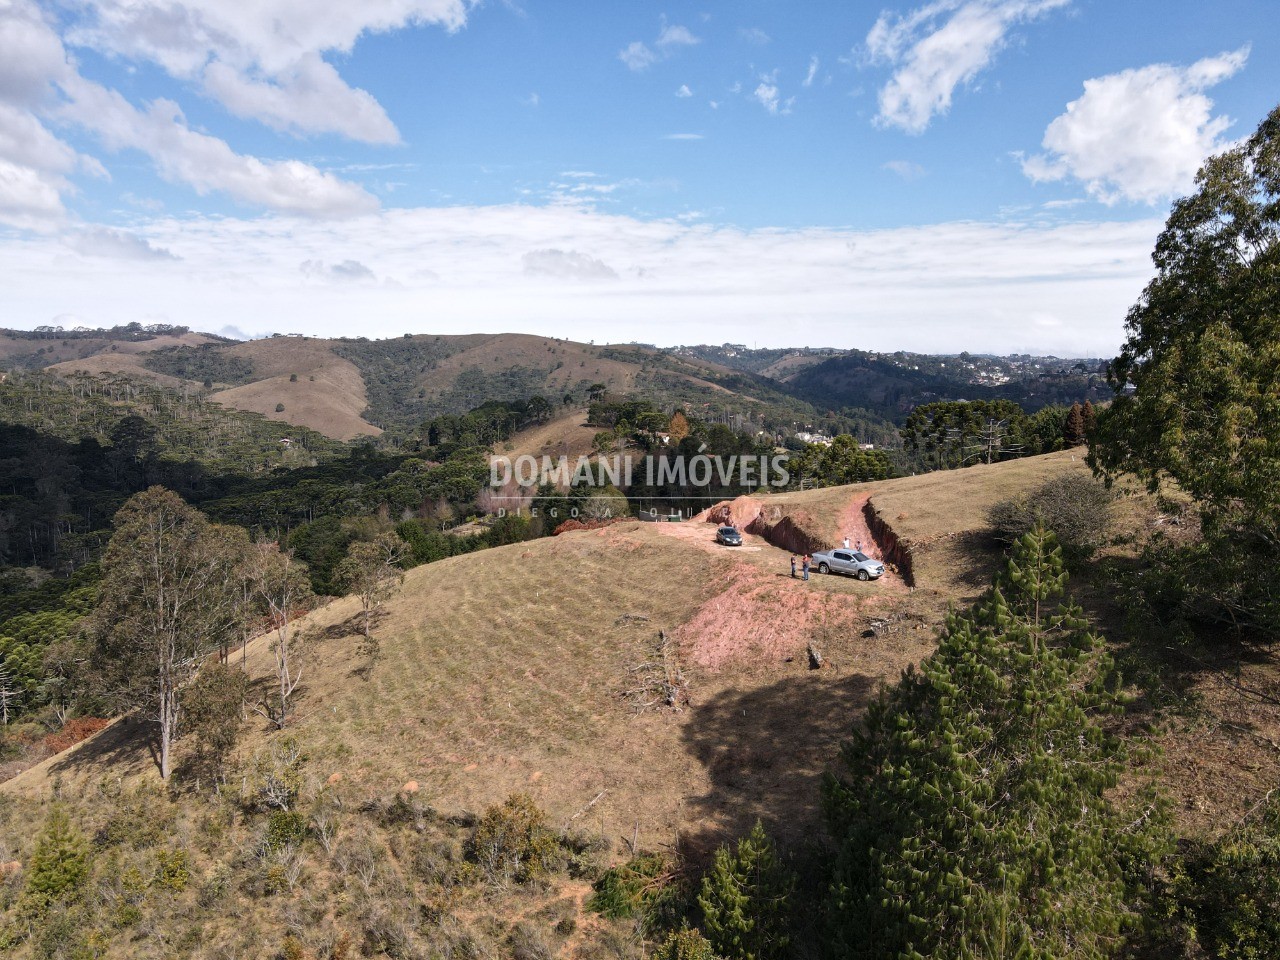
1,0 -> 1277,354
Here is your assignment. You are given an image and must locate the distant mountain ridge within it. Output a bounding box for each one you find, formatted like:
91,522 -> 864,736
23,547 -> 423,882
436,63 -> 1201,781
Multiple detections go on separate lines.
1,326 -> 1109,442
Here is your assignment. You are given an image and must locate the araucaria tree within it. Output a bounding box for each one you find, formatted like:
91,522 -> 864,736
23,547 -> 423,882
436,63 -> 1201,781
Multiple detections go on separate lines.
252,542 -> 313,729
822,526 -> 1168,958
698,820 -> 795,960
89,487 -> 244,780
335,533 -> 406,659
1091,104 -> 1280,633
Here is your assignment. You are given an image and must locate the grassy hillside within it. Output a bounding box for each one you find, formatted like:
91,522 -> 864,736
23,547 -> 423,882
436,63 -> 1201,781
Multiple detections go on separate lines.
4,447 -> 1276,956
5,328 -> 901,443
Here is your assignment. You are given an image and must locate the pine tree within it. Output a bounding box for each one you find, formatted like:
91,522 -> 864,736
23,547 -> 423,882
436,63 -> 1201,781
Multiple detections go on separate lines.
1081,400 -> 1098,439
822,526 -> 1169,959
1063,402 -> 1086,446
20,807 -> 90,916
698,820 -> 795,960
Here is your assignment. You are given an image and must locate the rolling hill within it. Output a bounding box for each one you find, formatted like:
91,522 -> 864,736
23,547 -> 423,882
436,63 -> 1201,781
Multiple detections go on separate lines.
4,450 -> 1277,957
5,327 -> 861,443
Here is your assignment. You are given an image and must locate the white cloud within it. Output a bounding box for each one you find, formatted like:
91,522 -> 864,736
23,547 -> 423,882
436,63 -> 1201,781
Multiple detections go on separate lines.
740,27 -> 770,45
803,55 -> 820,87
754,82 -> 780,114
202,54 -> 399,143
62,0 -> 468,142
0,3 -> 101,229
752,75 -> 794,116
522,248 -> 619,281
0,0 -> 70,105
656,23 -> 700,48
619,41 -> 657,71
302,258 -> 377,281
867,0 -> 1071,134
621,19 -> 699,71
0,0 -> 377,227
0,158 -> 66,230
65,226 -> 179,260
57,75 -> 379,217
522,91 -> 540,107
1022,48 -> 1249,204
883,159 -> 926,180
675,84 -> 692,98
0,205 -> 1163,355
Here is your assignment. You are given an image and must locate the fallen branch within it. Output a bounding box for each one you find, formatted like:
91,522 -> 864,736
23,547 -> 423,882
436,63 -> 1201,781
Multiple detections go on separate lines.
622,630 -> 689,712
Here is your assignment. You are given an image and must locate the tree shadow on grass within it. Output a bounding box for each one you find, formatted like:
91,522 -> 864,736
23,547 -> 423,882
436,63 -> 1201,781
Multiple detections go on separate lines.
46,713 -> 157,781
678,670 -> 877,866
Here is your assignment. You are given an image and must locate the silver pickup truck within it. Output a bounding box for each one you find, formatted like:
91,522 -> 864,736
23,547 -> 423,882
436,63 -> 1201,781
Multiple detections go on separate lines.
810,549 -> 884,581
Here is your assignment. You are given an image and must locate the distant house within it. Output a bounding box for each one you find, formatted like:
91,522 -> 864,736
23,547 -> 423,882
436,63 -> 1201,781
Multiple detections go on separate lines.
795,431 -> 834,447
279,438 -> 294,447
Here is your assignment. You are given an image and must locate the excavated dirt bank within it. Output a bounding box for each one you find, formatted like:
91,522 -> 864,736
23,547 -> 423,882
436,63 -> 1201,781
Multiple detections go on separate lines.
696,492 -> 914,586
697,497 -> 827,555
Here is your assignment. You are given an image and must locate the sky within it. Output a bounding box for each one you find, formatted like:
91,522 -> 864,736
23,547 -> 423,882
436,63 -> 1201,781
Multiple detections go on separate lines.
0,0 -> 1276,355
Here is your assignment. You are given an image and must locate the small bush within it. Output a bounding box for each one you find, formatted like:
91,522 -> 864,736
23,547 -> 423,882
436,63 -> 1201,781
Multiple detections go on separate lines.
469,794 -> 562,885
588,852 -> 682,931
154,848 -> 190,891
20,807 -> 90,916
263,810 -> 308,854
988,473 -> 1114,563
275,402 -> 286,412
653,928 -> 721,960
509,922 -> 554,960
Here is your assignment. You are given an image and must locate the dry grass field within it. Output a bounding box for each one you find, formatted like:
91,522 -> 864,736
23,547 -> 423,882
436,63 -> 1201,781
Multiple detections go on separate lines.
210,337 -> 381,440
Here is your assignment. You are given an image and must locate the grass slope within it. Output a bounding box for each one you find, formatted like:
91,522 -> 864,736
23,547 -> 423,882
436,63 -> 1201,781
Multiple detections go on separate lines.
5,451 -> 1280,956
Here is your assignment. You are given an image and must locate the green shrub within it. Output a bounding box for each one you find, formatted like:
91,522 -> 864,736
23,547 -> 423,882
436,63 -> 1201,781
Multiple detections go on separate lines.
588,851 -> 682,932
988,473 -> 1114,563
20,807 -> 90,916
822,526 -> 1170,958
698,822 -> 794,960
469,794 -> 562,885
112,901 -> 142,928
1178,796 -> 1280,958
653,928 -> 721,960
154,848 -> 190,891
263,810 -> 308,854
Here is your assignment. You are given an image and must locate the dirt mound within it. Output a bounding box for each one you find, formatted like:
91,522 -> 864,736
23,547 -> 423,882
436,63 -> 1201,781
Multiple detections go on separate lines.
697,496 -> 764,529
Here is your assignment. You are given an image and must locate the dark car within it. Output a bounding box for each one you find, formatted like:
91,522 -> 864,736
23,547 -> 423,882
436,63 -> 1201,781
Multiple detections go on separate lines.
715,526 -> 743,546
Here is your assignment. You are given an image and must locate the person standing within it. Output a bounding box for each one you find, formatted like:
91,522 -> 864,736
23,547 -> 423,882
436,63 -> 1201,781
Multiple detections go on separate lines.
842,536 -> 851,550
790,555 -> 797,578
802,554 -> 811,581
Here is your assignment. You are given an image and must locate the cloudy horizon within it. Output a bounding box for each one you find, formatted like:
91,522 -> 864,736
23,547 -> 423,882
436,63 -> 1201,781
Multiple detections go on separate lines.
1,0 -> 1274,355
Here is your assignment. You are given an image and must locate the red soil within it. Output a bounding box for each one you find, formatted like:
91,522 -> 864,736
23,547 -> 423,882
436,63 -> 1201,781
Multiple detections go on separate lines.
677,563 -> 868,670
656,492 -> 912,669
